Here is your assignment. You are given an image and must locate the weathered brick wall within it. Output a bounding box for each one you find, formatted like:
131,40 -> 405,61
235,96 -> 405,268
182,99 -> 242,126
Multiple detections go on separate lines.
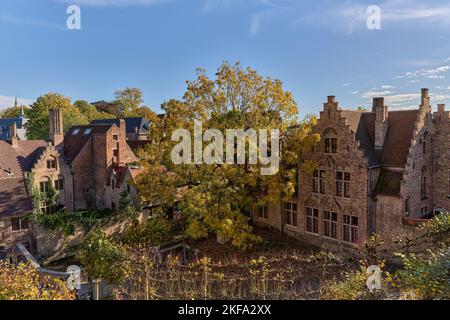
432,108 -> 450,212
374,194 -> 403,246
401,109 -> 432,218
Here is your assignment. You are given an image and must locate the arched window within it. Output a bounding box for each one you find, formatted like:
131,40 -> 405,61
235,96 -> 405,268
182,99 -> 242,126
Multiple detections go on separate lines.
39,177 -> 51,193
323,128 -> 338,154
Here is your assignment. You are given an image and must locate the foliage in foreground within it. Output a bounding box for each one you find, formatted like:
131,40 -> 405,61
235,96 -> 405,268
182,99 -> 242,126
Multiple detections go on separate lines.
79,231 -> 131,285
0,262 -> 74,300
322,213 -> 450,300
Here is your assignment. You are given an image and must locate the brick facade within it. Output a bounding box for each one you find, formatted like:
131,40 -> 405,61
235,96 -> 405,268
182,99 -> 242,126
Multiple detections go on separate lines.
254,89 -> 450,249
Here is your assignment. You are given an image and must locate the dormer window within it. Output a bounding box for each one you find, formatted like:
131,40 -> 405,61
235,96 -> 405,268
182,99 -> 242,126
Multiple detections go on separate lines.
323,128 -> 338,154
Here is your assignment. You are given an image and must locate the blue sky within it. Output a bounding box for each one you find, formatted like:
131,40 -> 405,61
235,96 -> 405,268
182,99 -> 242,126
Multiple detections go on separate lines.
1,0 -> 450,117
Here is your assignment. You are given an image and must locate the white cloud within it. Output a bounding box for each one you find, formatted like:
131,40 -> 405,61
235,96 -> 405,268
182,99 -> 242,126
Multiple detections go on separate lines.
351,90 -> 359,95
361,90 -> 396,99
298,0 -> 450,34
381,85 -> 394,89
0,95 -> 34,109
396,65 -> 450,79
53,0 -> 170,7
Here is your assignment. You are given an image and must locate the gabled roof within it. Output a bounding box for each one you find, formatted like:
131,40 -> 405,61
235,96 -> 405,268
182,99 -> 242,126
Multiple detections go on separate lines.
340,109 -> 420,168
64,124 -> 114,162
341,111 -> 380,167
91,117 -> 150,134
380,110 -> 419,167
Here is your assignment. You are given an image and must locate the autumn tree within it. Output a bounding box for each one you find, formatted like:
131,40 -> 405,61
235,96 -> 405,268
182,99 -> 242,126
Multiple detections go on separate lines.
79,231 -> 130,286
0,105 -> 29,118
0,262 -> 74,300
74,100 -> 114,122
135,62 -> 319,249
26,93 -> 89,140
114,87 -> 144,117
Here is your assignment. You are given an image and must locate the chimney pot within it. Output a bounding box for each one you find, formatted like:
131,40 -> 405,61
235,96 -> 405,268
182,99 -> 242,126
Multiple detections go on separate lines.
373,97 -> 385,109
327,96 -> 336,103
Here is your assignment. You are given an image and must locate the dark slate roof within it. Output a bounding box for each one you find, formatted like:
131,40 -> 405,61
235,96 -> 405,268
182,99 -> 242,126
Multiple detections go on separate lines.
341,111 -> 381,167
375,169 -> 403,197
127,140 -> 149,152
64,124 -> 114,162
91,117 -> 150,134
0,117 -> 26,140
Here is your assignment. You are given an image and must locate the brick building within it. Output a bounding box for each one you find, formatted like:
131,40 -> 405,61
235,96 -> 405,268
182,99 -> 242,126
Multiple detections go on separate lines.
254,88 -> 450,249
0,109 -> 142,261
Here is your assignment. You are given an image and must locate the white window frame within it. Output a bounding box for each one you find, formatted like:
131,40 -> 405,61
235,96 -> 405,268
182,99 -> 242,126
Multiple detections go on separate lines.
306,207 -> 319,234
284,202 -> 298,228
343,214 -> 358,244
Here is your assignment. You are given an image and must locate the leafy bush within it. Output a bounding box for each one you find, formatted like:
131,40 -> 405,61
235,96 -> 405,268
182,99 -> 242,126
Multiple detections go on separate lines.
79,231 -> 130,285
395,246 -> 450,300
0,262 -> 74,300
123,217 -> 173,246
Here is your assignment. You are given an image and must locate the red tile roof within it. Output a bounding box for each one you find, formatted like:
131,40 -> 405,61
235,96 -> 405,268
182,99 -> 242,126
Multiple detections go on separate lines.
63,124 -> 114,162
0,140 -> 46,217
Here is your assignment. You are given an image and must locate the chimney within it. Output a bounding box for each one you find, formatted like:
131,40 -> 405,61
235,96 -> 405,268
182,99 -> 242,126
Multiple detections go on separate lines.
373,97 -> 388,150
117,119 -> 127,164
49,109 -> 64,147
9,122 -> 18,148
420,88 -> 431,113
438,104 -> 445,113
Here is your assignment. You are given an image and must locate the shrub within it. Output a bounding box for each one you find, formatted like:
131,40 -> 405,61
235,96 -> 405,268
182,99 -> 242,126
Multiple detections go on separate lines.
0,262 -> 74,300
79,231 -> 130,285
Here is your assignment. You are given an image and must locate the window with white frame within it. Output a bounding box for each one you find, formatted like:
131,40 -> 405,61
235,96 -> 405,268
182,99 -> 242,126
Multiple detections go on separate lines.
312,170 -> 326,194
323,211 -> 338,239
11,217 -> 29,232
46,158 -> 57,169
343,215 -> 358,244
323,128 -> 338,154
306,207 -> 319,234
257,206 -> 268,219
39,177 -> 51,193
336,171 -> 351,198
284,202 -> 298,227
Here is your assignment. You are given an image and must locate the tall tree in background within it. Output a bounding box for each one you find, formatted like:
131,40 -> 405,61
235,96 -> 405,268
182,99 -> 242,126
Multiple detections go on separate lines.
135,62 -> 319,249
114,87 -> 144,117
0,105 -> 29,118
26,93 -> 88,140
74,100 -> 114,122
